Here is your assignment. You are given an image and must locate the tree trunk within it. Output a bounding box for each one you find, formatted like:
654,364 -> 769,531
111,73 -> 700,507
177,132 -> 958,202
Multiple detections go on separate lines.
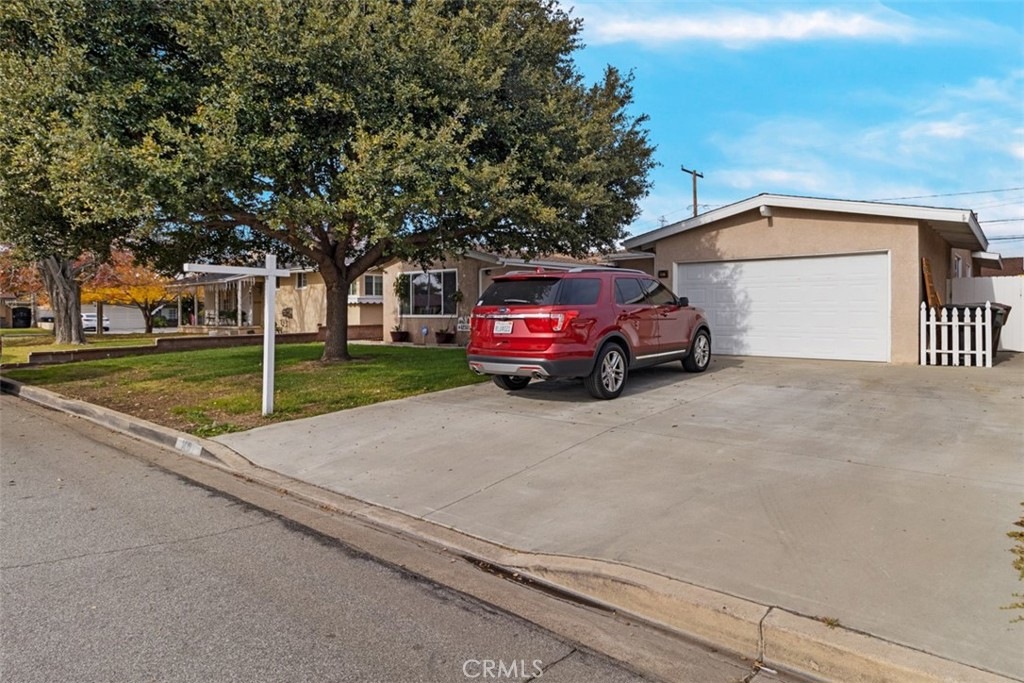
37,256 -> 84,344
95,301 -> 105,337
137,303 -> 154,334
320,265 -> 351,362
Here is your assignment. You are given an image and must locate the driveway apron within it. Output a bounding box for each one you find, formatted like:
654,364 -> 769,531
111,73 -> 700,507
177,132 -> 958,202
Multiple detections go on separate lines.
215,354 -> 1024,679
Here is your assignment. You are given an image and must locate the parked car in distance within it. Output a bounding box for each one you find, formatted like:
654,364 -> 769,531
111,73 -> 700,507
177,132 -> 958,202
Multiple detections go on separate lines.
81,312 -> 111,332
467,267 -> 711,399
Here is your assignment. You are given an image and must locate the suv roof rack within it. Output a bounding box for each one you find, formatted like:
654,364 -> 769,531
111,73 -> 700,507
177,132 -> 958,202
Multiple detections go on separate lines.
565,265 -> 649,274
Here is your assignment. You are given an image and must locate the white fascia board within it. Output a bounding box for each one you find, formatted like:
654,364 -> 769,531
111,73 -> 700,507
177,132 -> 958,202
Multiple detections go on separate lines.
464,250 -> 502,264
623,193 -> 988,250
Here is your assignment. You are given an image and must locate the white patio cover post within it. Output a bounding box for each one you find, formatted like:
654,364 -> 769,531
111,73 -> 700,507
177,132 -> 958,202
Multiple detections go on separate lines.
183,254 -> 289,415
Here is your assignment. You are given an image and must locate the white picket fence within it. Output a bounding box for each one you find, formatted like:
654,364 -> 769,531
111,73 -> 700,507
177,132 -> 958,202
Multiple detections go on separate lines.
919,302 -> 993,367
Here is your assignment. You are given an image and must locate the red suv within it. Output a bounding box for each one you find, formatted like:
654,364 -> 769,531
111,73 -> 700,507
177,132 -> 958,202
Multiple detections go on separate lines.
467,267 -> 711,399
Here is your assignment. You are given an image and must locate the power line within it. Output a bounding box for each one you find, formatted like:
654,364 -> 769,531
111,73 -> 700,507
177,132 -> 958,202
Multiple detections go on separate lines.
981,218 -> 1024,224
987,235 -> 1024,240
872,187 -> 1024,202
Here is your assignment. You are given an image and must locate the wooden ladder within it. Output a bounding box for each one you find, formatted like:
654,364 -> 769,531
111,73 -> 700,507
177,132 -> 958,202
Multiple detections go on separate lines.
922,257 -> 942,309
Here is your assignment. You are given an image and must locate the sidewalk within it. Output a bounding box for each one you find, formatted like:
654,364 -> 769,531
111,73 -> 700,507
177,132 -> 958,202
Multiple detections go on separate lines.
214,354 -> 1024,682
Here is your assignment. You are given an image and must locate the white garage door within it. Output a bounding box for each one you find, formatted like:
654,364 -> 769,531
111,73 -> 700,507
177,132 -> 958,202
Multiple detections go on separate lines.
676,253 -> 890,361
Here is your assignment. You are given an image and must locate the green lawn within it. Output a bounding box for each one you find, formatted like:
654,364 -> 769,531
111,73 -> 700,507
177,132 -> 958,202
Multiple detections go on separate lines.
0,331 -> 156,365
2,343 -> 486,436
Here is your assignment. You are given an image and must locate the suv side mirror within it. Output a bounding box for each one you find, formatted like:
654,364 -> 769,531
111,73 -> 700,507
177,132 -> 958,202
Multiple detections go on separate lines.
678,296 -> 689,307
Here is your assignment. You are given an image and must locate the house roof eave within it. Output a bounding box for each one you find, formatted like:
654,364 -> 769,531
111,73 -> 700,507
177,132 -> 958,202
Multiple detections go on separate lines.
623,193 -> 991,252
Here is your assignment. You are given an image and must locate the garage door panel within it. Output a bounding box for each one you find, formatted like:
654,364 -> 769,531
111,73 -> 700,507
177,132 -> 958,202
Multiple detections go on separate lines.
676,254 -> 889,362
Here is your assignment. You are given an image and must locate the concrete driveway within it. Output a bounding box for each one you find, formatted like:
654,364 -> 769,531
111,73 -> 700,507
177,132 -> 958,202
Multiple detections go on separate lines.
215,353 -> 1024,679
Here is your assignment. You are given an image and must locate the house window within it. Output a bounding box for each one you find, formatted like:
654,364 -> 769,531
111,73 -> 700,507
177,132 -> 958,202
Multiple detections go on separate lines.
348,274 -> 384,297
364,274 -> 383,297
399,270 -> 458,316
296,272 -> 308,289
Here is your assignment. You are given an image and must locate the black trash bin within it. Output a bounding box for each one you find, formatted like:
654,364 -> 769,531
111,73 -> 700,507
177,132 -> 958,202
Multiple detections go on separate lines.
942,302 -> 1011,352
11,307 -> 31,328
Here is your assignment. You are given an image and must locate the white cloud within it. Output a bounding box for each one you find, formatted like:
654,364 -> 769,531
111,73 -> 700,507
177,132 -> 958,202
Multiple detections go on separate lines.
717,168 -> 830,192
900,118 -> 975,141
577,4 -> 927,48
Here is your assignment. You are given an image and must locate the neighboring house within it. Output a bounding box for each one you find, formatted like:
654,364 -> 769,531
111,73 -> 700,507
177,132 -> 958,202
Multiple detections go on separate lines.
0,293 -> 17,327
79,304 -> 147,331
170,273 -> 263,332
622,193 -> 1001,364
978,257 -> 1023,278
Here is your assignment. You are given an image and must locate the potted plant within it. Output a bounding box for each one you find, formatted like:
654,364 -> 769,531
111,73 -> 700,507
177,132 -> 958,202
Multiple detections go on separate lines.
434,289 -> 463,344
390,274 -> 411,342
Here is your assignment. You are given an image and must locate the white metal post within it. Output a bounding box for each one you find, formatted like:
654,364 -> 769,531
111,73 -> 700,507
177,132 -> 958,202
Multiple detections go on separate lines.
262,254 -> 278,415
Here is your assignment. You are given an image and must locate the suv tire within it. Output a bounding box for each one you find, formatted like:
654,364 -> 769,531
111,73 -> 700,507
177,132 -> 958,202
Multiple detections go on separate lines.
683,329 -> 711,373
493,375 -> 530,391
585,343 -> 628,400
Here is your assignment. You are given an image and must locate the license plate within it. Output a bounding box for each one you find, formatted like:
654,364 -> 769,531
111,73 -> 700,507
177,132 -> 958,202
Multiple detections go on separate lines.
493,320 -> 513,334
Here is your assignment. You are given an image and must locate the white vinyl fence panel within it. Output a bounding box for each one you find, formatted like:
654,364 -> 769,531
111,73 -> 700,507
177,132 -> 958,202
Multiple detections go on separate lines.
950,277 -> 1023,351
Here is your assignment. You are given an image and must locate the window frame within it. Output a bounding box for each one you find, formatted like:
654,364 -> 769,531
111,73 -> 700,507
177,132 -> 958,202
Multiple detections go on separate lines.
399,269 -> 459,317
363,274 -> 384,297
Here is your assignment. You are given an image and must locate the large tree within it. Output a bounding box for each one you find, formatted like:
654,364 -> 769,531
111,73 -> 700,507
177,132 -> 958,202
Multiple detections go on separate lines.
0,0 -> 194,343
141,0 -> 655,360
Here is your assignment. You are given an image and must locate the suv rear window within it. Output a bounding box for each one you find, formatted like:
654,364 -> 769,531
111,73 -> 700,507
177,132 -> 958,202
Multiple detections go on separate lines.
478,277 -> 601,306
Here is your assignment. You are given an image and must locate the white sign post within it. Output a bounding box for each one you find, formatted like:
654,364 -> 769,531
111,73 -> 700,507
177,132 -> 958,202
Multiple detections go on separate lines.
183,254 -> 291,416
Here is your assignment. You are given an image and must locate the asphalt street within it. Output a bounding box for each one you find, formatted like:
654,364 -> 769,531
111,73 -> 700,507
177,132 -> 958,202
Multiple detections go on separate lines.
0,396 -> 661,683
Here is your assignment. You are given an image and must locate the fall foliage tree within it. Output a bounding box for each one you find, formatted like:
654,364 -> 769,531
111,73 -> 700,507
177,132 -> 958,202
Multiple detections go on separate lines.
81,250 -> 176,333
0,245 -> 46,305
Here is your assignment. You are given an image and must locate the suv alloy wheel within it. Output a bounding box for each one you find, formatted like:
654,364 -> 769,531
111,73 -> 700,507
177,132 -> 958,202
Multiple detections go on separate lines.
584,343 -> 628,399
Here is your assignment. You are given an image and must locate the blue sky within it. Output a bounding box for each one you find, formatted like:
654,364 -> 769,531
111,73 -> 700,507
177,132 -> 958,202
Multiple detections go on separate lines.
568,1 -> 1024,257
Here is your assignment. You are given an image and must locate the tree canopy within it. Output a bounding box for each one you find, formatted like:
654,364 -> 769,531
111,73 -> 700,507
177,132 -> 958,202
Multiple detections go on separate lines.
140,0 -> 655,359
2,0 -> 656,358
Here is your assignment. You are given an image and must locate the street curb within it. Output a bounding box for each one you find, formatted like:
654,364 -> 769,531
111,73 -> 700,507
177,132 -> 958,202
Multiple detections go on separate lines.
0,376 -> 245,470
2,377 -> 1017,683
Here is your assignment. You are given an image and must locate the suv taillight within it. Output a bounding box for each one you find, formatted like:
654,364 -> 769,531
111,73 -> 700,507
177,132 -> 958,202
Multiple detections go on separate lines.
523,311 -> 580,333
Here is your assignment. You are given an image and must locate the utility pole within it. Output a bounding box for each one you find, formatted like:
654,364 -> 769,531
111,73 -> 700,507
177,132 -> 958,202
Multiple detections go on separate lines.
681,166 -> 703,217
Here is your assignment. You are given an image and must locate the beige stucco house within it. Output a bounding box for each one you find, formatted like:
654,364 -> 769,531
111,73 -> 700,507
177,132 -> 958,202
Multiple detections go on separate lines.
275,267 -> 385,339
622,194 -> 1000,364
272,252 -> 605,344
381,251 -> 600,345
